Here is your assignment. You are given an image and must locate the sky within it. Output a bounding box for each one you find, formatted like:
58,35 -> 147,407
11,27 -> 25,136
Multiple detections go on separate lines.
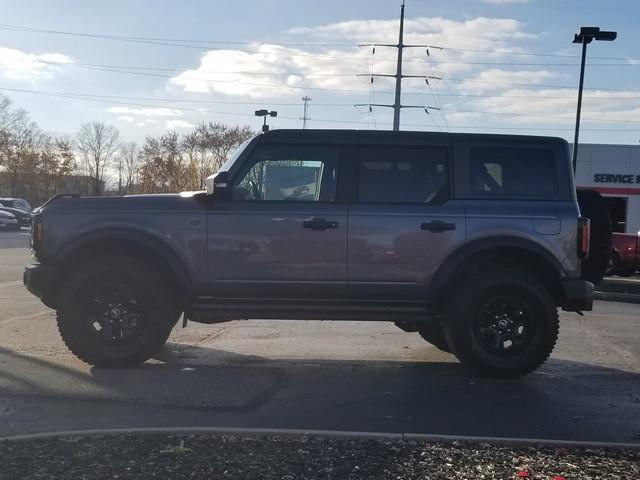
0,0 -> 639,145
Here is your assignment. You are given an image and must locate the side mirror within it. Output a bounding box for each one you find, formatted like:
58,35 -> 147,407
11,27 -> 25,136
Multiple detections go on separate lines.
205,171 -> 229,196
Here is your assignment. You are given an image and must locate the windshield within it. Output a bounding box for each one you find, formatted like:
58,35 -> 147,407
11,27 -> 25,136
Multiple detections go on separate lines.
218,135 -> 257,174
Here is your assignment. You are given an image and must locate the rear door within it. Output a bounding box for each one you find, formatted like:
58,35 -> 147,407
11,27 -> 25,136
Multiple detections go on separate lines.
347,137 -> 466,301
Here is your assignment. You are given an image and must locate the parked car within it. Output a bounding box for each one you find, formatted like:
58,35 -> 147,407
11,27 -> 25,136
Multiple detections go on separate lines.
0,210 -> 18,230
0,206 -> 31,228
24,130 -> 594,378
0,197 -> 32,213
607,232 -> 640,277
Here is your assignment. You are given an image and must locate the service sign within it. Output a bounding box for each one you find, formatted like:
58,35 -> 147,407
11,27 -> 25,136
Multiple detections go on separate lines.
593,174 -> 640,185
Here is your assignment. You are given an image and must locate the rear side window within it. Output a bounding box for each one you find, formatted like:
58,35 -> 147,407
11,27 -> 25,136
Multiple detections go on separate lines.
470,147 -> 557,196
357,146 -> 448,204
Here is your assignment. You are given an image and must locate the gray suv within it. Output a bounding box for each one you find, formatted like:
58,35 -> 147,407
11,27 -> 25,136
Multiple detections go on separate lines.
24,130 -> 593,377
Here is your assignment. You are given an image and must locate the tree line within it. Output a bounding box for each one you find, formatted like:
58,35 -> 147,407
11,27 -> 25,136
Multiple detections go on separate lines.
0,94 -> 254,204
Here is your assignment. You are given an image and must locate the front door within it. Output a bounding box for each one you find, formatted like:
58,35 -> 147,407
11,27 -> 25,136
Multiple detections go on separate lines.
207,143 -> 347,300
348,143 -> 466,301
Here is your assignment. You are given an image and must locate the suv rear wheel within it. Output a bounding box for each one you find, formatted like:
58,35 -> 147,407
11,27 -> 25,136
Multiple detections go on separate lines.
443,270 -> 558,378
57,256 -> 177,367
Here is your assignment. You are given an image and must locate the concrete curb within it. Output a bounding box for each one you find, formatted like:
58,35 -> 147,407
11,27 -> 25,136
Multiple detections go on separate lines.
1,427 -> 639,450
594,291 -> 640,304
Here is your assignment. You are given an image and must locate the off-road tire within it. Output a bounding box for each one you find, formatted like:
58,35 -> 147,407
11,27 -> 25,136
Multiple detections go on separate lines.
418,324 -> 452,353
443,270 -> 559,378
57,256 -> 176,367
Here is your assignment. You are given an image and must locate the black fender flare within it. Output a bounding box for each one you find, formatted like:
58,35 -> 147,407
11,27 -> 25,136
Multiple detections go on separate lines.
52,228 -> 194,298
428,236 -> 564,306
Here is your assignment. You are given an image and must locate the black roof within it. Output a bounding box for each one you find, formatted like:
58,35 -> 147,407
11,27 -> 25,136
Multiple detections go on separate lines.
260,129 -> 567,146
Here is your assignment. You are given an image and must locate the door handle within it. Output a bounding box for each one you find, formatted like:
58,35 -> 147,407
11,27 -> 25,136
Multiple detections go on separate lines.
421,221 -> 456,233
303,218 -> 338,231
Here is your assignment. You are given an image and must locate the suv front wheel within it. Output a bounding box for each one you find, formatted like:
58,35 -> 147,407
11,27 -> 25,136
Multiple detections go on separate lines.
57,256 -> 177,368
443,270 -> 558,378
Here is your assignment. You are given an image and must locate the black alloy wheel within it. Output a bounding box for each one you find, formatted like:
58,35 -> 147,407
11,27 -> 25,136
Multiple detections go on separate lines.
85,282 -> 147,344
473,295 -> 536,356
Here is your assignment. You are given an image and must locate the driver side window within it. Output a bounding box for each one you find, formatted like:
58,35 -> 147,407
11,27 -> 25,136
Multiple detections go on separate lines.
232,145 -> 338,202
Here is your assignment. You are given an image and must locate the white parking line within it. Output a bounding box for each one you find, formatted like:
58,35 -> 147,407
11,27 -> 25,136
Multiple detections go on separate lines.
0,281 -> 22,288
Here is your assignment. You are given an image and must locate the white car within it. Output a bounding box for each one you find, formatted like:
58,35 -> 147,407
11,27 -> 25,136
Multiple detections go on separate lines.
0,210 -> 18,230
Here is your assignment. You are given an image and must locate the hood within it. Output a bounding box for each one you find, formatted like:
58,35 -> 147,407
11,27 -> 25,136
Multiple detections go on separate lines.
0,206 -> 28,218
40,191 -> 208,214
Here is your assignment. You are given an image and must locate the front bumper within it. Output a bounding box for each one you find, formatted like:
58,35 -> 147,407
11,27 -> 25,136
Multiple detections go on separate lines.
560,278 -> 594,312
23,263 -> 56,307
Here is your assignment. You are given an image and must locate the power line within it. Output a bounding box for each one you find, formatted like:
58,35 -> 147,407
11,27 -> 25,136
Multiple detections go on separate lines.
10,21 -> 640,67
5,85 -> 640,110
33,57 -> 640,96
5,85 -> 640,126
7,22 -> 640,63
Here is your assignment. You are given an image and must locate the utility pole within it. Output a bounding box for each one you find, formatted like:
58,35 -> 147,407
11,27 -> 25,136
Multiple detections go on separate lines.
392,0 -> 405,131
301,96 -> 312,129
357,1 -> 441,131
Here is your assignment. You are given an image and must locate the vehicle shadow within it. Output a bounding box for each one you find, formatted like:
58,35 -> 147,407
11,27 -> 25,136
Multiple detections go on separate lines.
0,343 -> 639,442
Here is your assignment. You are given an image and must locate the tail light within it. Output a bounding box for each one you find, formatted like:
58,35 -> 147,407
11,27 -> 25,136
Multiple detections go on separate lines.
31,214 -> 43,251
577,217 -> 590,259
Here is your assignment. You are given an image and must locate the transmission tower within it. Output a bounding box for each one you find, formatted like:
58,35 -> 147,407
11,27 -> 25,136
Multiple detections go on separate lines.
301,96 -> 312,129
356,0 -> 441,130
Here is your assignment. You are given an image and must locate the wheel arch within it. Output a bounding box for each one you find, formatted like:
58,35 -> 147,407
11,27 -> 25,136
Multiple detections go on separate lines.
48,229 -> 194,308
428,236 -> 565,312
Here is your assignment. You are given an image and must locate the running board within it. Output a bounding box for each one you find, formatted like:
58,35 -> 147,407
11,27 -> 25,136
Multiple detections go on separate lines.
188,300 -> 432,323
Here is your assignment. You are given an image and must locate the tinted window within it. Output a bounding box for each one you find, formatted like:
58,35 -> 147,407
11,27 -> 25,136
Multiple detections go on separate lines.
357,146 -> 448,204
232,145 -> 338,202
470,147 -> 557,196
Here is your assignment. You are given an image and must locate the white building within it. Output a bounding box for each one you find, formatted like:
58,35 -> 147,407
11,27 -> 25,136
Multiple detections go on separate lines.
574,143 -> 640,234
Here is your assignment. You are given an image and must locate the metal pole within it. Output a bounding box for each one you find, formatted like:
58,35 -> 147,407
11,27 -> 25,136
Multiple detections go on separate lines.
572,38 -> 588,172
392,0 -> 405,131
302,96 -> 311,129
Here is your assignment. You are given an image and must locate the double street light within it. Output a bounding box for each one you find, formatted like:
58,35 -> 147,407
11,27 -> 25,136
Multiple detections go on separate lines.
572,27 -> 617,172
255,109 -> 277,133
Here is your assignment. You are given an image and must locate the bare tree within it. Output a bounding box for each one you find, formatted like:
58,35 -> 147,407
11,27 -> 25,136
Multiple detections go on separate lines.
76,122 -> 119,196
0,108 -> 40,197
118,142 -> 139,195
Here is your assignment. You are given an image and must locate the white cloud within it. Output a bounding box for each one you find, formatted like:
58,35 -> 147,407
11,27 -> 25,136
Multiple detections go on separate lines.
289,17 -> 533,46
0,47 -> 73,83
105,106 -> 183,117
454,68 -> 561,92
117,115 -> 135,123
169,17 -> 536,98
440,85 -> 640,127
166,119 -> 195,129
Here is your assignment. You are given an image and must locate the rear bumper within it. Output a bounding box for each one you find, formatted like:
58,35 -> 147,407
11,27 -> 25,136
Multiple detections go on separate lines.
560,278 -> 594,312
23,263 -> 56,307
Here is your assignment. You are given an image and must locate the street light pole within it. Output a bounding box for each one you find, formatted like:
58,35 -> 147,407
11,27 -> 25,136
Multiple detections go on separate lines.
572,37 -> 588,173
571,27 -> 617,173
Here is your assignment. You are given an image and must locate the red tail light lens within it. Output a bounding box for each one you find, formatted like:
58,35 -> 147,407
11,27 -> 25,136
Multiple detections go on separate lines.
577,217 -> 590,259
31,216 -> 43,251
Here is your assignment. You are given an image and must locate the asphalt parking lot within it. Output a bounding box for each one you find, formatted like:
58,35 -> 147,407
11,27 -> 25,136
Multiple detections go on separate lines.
0,229 -> 639,443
